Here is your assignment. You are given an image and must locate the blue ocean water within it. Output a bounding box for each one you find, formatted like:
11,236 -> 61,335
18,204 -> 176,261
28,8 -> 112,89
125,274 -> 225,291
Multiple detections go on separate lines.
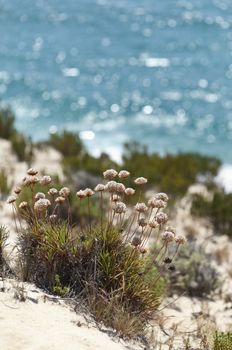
0,0 -> 232,162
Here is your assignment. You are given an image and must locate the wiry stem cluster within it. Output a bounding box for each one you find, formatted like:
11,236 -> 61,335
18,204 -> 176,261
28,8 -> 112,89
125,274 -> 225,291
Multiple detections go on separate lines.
6,167 -> 187,338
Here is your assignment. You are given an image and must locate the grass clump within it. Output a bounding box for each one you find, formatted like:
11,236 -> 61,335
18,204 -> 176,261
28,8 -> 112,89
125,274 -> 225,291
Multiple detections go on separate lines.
191,190 -> 232,237
0,226 -> 9,277
214,331 -> 232,350
7,167 -> 186,338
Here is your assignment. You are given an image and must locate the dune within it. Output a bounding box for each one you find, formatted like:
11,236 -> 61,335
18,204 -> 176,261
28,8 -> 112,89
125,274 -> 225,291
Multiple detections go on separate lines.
0,281 -> 138,350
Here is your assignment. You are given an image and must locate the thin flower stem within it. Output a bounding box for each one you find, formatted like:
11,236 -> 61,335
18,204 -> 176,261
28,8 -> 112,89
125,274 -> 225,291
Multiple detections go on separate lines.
87,197 -> 91,234
11,204 -> 19,234
171,244 -> 180,261
100,192 -> 103,232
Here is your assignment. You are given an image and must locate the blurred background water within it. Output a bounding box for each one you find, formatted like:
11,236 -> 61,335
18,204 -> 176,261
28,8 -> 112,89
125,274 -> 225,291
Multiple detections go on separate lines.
0,0 -> 232,162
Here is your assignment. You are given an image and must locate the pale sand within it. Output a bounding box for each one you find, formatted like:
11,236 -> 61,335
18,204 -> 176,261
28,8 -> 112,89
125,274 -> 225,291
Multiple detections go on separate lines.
0,281 -> 137,350
0,139 -> 64,187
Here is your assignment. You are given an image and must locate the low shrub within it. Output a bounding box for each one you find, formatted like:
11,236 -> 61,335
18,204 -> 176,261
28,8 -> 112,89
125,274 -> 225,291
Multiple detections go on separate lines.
214,331 -> 232,350
49,131 -> 118,176
168,241 -> 219,297
122,142 -> 221,197
49,130 -> 84,158
0,169 -> 10,197
191,191 -> 232,237
7,168 -> 186,338
0,107 -> 15,139
0,106 -> 33,163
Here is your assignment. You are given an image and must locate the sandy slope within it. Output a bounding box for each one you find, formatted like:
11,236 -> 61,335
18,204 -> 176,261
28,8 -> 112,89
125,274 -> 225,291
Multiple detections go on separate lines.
0,281 -> 137,350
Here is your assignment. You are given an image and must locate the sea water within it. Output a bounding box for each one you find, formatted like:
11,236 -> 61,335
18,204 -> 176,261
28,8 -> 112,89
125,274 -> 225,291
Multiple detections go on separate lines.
0,0 -> 232,165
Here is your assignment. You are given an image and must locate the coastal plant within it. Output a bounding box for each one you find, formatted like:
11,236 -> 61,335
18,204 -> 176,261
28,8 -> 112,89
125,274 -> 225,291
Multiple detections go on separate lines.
0,107 -> 15,139
7,168 -> 186,337
16,178 -> 100,224
214,331 -> 232,350
122,142 -> 221,197
49,130 -> 118,176
191,191 -> 232,237
168,241 -> 219,297
0,226 -> 9,277
0,106 -> 33,163
0,169 -> 10,197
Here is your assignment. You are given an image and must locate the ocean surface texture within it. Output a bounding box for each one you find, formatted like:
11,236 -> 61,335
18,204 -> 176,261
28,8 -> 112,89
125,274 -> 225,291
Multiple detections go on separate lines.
0,0 -> 232,161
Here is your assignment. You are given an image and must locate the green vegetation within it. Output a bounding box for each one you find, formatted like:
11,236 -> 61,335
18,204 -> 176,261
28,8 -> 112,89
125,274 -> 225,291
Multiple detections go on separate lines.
122,142 -> 221,197
16,180 -> 100,225
0,108 -> 222,198
169,241 -> 219,296
191,190 -> 232,237
48,131 -> 118,176
0,106 -> 33,162
214,331 -> 232,350
8,168 -> 187,338
0,170 -> 10,197
48,134 -> 221,198
0,226 -> 8,276
49,130 -> 83,158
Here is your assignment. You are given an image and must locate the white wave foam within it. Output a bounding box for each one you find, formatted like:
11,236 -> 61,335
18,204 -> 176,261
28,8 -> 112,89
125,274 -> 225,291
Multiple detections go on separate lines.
144,57 -> 170,68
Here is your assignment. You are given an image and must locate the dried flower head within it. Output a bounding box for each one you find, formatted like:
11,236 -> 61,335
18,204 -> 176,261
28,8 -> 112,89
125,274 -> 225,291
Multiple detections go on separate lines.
94,184 -> 105,192
118,170 -> 130,179
154,192 -> 169,202
59,187 -> 70,198
168,265 -> 176,271
175,235 -> 187,245
112,194 -> 121,202
55,196 -> 66,204
139,247 -> 147,254
34,198 -> 51,211
22,175 -> 39,187
103,169 -> 118,180
112,201 -> 127,214
84,188 -> 95,197
35,192 -> 46,201
7,195 -> 17,204
148,219 -> 159,229
116,183 -> 126,193
14,186 -> 22,195
105,181 -> 118,193
155,212 -> 168,224
125,187 -> 135,196
161,231 -> 175,243
135,202 -> 148,213
48,188 -> 58,196
134,177 -> 147,185
131,236 -> 141,247
19,201 -> 28,209
27,168 -> 38,176
148,198 -> 166,209
49,214 -> 57,221
165,226 -> 176,234
138,218 -> 147,227
76,190 -> 86,199
40,175 -> 52,186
